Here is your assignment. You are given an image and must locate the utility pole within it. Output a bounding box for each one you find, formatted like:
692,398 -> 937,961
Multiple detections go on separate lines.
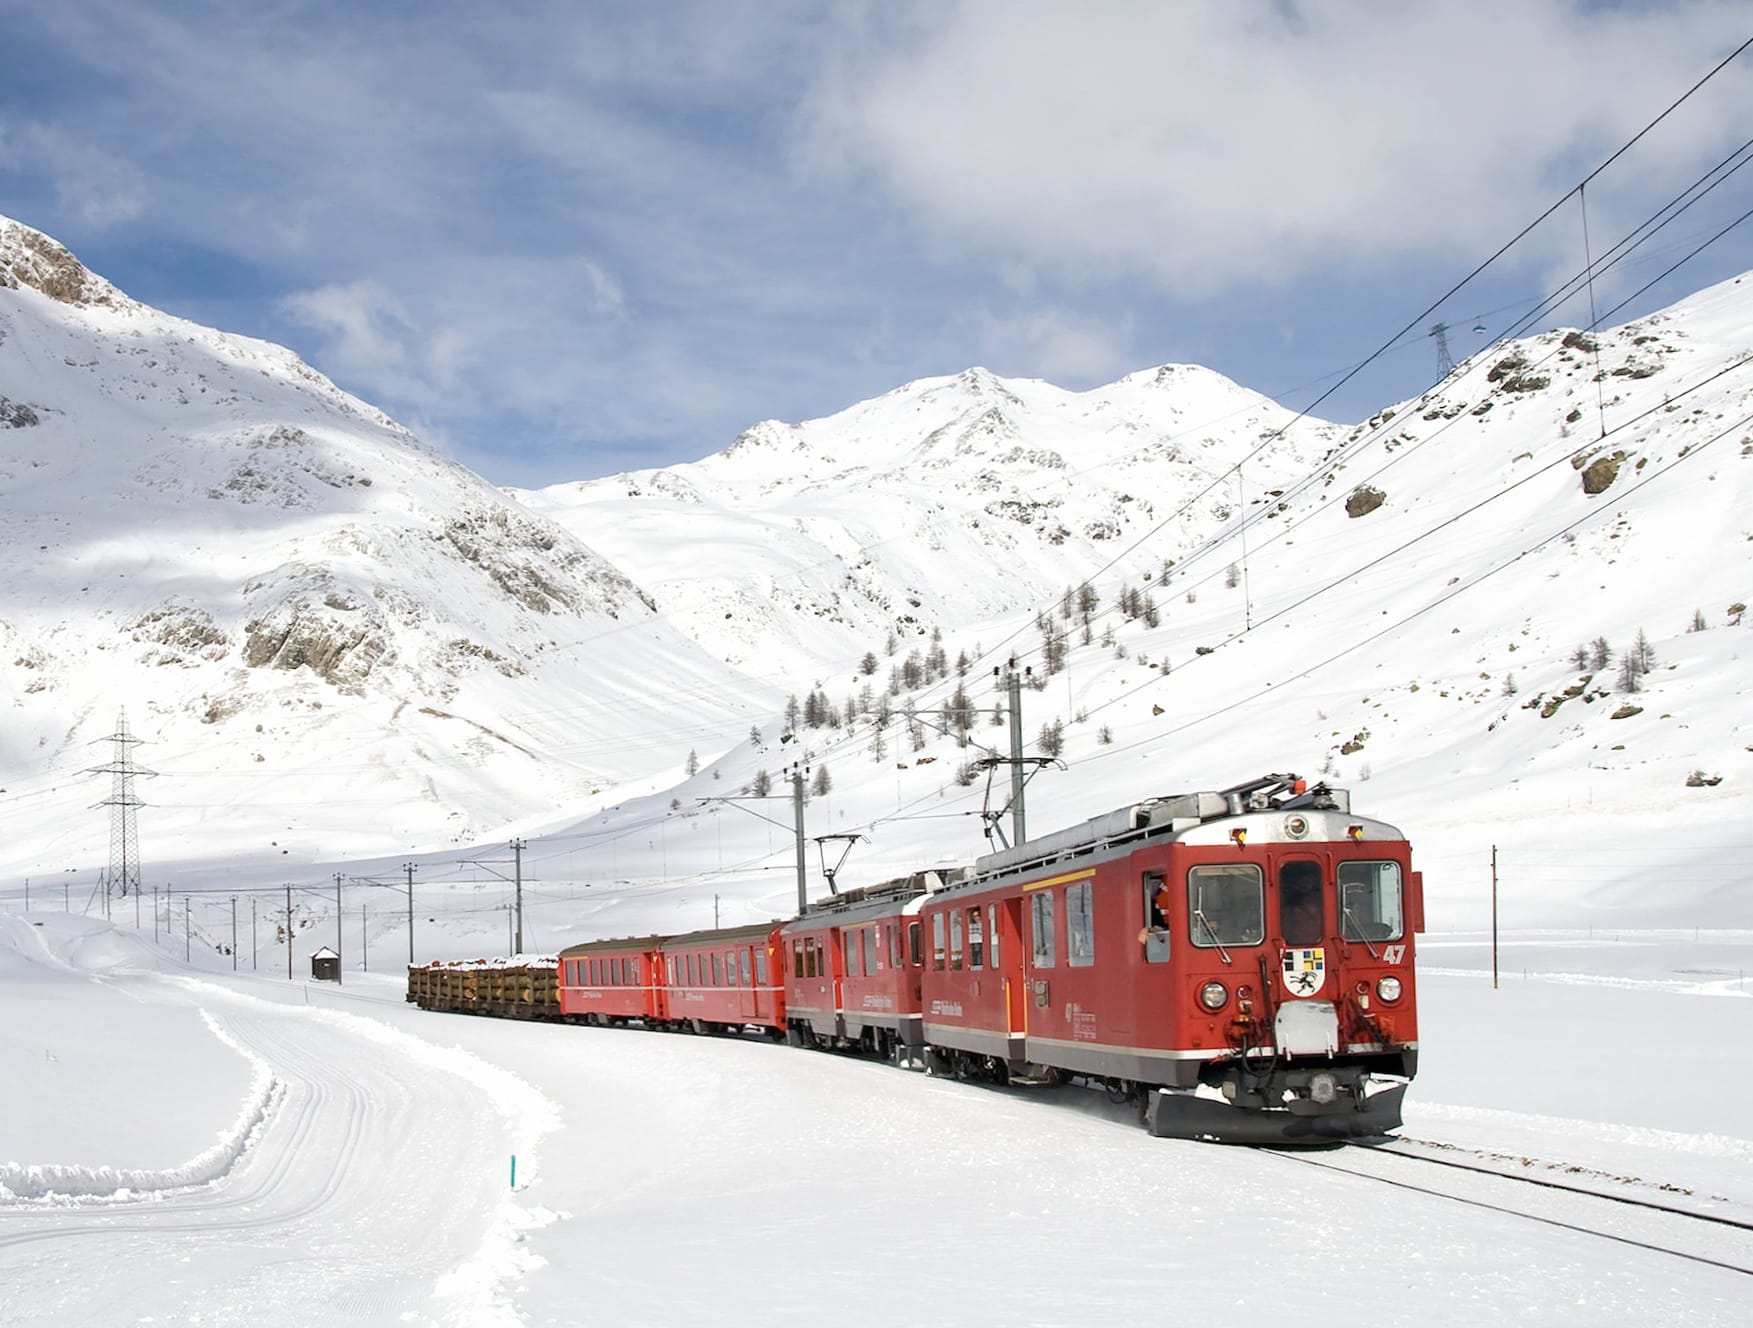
231,896 -> 238,972
252,898 -> 258,970
362,905 -> 368,972
786,762 -> 809,914
285,883 -> 293,981
1491,845 -> 1500,991
510,839 -> 526,955
1004,662 -> 1026,845
403,862 -> 417,964
183,895 -> 191,962
969,661 -> 1056,851
334,873 -> 344,984
152,884 -> 159,941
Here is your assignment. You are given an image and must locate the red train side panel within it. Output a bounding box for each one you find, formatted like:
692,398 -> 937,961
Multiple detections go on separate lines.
558,936 -> 667,1025
780,874 -> 942,1062
658,922 -> 787,1035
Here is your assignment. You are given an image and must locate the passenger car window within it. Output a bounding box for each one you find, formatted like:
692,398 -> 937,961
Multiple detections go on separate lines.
1067,880 -> 1094,967
1339,861 -> 1405,942
932,913 -> 946,971
1030,891 -> 1056,968
1186,865 -> 1265,948
967,908 -> 984,969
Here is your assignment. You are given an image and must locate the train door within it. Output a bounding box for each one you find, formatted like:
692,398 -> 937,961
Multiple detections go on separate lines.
999,897 -> 1026,1036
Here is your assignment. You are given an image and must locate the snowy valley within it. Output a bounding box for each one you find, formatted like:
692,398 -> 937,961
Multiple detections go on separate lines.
3,210 -> 1753,1327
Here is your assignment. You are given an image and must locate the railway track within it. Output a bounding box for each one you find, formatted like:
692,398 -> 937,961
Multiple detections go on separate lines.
1267,1133 -> 1753,1277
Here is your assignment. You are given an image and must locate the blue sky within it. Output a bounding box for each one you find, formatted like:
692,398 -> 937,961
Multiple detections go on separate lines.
2,1 -> 1750,487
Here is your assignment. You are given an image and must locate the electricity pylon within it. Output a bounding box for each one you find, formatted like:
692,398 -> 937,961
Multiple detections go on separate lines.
87,709 -> 157,901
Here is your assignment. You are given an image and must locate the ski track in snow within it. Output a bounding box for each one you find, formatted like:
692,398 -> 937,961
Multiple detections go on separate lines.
0,972 -> 562,1327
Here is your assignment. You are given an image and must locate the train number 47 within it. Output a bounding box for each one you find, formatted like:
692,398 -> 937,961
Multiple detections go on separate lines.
1382,945 -> 1406,964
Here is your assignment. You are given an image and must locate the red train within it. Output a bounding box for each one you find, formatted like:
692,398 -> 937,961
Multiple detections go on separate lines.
424,773 -> 1422,1144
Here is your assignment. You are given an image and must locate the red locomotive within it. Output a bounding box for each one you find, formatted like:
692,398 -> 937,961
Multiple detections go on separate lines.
414,773 -> 1421,1144
909,773 -> 1419,1142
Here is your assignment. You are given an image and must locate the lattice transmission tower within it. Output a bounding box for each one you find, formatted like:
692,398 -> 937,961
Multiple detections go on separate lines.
87,709 -> 157,899
1429,322 -> 1455,378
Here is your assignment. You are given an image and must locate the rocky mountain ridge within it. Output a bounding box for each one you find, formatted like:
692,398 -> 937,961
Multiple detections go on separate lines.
2,211 -> 1749,908
0,214 -> 734,862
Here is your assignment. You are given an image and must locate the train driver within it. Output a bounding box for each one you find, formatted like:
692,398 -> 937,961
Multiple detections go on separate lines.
1138,875 -> 1174,960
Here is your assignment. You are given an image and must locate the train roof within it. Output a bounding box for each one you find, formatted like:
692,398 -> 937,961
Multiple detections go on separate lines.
787,868 -> 961,931
556,934 -> 669,957
663,920 -> 786,948
959,774 -> 1401,889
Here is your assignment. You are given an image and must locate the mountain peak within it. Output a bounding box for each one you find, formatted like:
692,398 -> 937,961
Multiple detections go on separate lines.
0,214 -> 127,310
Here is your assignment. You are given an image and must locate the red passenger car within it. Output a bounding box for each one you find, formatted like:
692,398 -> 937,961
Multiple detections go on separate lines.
917,775 -> 1421,1143
658,922 -> 788,1035
780,875 -> 944,1063
557,936 -> 667,1026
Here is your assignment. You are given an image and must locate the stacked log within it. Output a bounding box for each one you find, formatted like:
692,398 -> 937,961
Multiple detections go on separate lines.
405,957 -> 561,1018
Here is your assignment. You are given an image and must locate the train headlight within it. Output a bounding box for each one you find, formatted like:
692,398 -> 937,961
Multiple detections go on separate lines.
1283,814 -> 1310,839
1377,975 -> 1403,1002
1198,981 -> 1228,1011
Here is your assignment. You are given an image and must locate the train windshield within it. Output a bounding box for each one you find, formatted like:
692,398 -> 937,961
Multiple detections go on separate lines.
1339,861 -> 1405,942
1187,865 -> 1264,948
1279,860 -> 1324,947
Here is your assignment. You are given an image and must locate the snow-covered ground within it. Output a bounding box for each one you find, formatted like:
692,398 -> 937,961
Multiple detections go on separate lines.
2,910 -> 1748,1325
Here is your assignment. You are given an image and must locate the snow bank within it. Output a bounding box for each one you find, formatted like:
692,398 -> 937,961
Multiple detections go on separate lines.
0,1010 -> 280,1203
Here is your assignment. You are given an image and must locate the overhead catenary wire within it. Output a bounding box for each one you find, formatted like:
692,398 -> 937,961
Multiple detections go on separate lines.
14,41 -> 1753,900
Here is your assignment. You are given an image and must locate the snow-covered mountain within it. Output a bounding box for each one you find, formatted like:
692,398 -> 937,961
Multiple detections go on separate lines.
0,215 -> 771,864
512,364 -> 1343,674
3,212 -> 1751,927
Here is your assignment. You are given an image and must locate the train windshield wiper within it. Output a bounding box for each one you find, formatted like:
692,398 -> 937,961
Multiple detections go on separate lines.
1193,894 -> 1232,965
1342,901 -> 1381,959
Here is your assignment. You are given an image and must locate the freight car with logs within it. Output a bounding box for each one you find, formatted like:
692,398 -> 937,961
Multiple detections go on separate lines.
407,774 -> 1423,1143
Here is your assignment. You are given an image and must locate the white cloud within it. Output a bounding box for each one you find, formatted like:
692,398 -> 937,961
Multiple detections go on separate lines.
800,0 -> 1753,296
277,280 -> 425,401
967,305 -> 1136,385
5,122 -> 147,230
